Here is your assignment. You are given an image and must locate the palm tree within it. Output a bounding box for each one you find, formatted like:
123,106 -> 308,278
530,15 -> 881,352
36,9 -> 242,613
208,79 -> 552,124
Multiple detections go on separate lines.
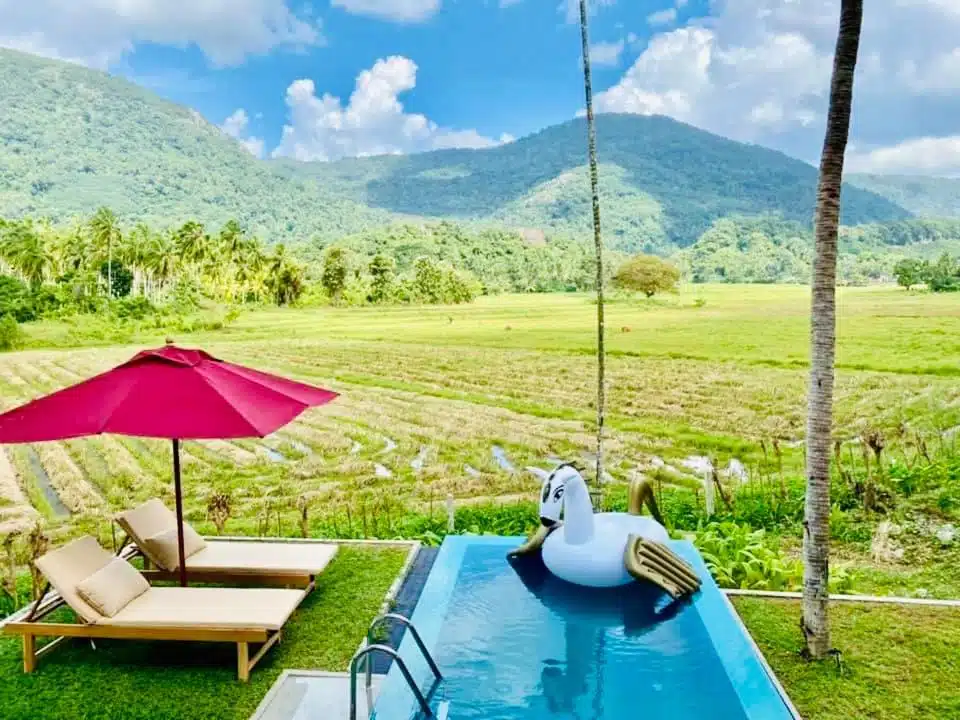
235,235 -> 265,302
218,220 -> 247,301
89,207 -> 121,295
145,230 -> 177,298
578,0 -> 606,501
2,220 -> 49,289
803,0 -> 863,660
125,223 -> 153,296
57,221 -> 92,275
173,221 -> 209,282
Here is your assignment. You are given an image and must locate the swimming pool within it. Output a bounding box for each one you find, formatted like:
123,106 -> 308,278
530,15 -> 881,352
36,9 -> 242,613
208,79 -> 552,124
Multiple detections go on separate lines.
372,536 -> 798,720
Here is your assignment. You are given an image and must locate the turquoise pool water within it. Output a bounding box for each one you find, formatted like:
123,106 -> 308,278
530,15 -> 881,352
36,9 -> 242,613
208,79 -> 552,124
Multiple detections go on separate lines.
373,536 -> 796,720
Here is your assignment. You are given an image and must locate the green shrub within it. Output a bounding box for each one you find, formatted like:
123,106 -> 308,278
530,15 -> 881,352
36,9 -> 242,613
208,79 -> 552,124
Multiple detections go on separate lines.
0,275 -> 34,322
692,521 -> 803,591
112,295 -> 154,320
0,314 -> 24,351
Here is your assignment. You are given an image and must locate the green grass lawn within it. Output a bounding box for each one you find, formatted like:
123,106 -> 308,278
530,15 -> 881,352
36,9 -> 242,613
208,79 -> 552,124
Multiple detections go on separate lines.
734,598 -> 960,720
0,546 -> 407,720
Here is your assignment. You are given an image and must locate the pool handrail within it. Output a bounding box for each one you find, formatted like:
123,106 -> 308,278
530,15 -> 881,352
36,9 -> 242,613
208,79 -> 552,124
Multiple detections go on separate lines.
349,645 -> 433,720
366,613 -> 443,689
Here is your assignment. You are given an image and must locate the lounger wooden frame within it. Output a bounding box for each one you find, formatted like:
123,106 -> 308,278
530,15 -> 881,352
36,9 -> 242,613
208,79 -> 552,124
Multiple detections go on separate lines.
4,607 -> 280,682
113,503 -> 330,590
113,532 -> 318,590
140,567 -> 317,590
0,545 -> 291,682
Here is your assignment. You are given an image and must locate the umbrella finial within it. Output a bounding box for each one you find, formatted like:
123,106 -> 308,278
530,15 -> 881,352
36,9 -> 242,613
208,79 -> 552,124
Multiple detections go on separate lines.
165,337 -> 175,345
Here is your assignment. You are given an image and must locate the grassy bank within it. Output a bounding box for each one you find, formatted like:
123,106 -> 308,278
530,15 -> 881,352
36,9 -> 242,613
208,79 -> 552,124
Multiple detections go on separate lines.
735,598 -> 960,719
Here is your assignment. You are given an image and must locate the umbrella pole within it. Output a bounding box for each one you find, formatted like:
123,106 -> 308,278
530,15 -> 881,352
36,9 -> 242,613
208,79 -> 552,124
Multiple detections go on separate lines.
172,438 -> 187,587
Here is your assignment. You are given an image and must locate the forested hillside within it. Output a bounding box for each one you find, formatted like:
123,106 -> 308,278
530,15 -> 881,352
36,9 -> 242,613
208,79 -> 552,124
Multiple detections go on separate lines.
1,48 -> 913,254
849,174 -> 960,218
0,49 -> 394,241
282,115 -> 909,248
678,217 -> 960,284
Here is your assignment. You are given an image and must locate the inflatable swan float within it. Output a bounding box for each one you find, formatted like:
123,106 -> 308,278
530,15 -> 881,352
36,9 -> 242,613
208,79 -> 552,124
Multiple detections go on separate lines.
509,463 -> 701,595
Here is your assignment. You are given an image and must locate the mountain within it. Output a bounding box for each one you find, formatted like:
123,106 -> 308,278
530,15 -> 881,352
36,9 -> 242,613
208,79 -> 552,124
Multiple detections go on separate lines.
0,49 -> 394,240
0,47 -> 910,252
281,114 -> 909,251
848,174 -> 960,219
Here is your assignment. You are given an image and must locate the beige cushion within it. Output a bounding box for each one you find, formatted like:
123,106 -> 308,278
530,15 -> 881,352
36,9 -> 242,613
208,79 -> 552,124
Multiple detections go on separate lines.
34,536 -> 114,623
142,525 -> 207,571
108,587 -> 305,630
76,558 -> 149,618
115,499 -> 177,567
187,541 -> 338,575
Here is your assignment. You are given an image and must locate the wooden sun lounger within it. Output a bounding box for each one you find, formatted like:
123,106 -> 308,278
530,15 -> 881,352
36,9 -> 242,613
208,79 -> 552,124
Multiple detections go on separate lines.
624,535 -> 702,600
116,499 -> 338,589
2,537 -> 306,681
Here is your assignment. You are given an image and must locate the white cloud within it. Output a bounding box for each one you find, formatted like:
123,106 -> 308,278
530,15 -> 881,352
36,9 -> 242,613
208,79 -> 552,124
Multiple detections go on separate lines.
0,0 -> 320,69
848,136 -> 960,176
647,8 -> 677,27
589,39 -> 626,67
331,0 -> 441,23
595,27 -> 713,119
272,56 -> 508,161
221,109 -> 266,159
593,0 -> 960,172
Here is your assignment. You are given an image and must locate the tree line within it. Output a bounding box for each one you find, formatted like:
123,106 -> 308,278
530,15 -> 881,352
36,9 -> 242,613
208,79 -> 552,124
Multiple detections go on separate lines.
677,216 -> 960,285
318,247 -> 481,306
2,213 -> 560,325
308,221 -> 608,295
894,254 -> 960,292
0,209 -> 307,321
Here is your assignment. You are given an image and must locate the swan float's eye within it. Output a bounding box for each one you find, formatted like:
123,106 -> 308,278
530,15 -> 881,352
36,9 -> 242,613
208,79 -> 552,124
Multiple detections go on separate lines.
553,487 -> 564,502
541,482 -> 551,503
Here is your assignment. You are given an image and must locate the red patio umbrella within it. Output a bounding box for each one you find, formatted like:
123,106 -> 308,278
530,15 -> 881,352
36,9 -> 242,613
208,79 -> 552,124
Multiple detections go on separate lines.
0,344 -> 338,585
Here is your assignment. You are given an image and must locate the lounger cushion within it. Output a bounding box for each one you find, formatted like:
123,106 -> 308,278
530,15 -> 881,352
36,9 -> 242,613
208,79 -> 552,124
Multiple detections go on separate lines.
187,540 -> 338,575
76,558 -> 150,617
109,587 -> 306,630
34,536 -> 113,623
142,525 -> 207,571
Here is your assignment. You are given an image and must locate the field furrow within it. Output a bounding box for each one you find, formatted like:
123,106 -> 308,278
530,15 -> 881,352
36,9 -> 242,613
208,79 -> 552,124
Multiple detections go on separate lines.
0,449 -> 40,534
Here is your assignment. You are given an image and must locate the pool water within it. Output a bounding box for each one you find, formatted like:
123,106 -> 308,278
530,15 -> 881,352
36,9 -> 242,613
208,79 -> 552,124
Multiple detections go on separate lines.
374,537 -> 795,720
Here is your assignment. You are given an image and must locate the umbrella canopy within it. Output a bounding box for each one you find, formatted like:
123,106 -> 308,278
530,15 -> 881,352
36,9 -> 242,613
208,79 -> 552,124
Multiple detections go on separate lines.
0,344 -> 338,584
0,345 -> 337,442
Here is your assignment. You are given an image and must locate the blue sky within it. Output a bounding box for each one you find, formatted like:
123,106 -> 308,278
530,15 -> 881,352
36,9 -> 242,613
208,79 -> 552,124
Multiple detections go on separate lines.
119,0 -> 703,153
2,0 -> 960,174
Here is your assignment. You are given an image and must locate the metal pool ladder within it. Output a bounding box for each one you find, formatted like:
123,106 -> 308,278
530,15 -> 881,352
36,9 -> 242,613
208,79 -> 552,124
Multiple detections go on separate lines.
349,613 -> 444,720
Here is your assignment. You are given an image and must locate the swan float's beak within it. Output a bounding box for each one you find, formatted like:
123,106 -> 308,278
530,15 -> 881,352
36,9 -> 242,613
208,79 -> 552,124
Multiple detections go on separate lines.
540,516 -> 558,529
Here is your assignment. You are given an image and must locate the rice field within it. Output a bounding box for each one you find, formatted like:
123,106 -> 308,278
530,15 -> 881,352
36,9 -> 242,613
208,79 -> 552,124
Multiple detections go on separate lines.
1,284 -> 958,539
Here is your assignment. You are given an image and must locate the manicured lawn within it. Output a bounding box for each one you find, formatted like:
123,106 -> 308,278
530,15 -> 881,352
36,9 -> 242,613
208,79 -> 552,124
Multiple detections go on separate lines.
0,546 -> 407,720
734,598 -> 960,720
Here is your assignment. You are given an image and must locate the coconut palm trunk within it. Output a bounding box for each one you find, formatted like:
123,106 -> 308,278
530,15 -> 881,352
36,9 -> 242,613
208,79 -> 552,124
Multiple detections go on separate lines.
578,0 -> 606,502
803,0 -> 863,659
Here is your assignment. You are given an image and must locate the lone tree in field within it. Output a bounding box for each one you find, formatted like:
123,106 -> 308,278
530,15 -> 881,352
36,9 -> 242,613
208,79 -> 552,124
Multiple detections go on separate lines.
893,258 -> 925,290
804,0 -> 863,660
614,255 -> 680,297
578,0 -> 607,499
